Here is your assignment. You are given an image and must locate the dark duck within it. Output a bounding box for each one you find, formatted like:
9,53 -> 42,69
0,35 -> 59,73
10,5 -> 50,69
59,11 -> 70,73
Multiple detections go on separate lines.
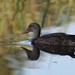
21,23 -> 75,60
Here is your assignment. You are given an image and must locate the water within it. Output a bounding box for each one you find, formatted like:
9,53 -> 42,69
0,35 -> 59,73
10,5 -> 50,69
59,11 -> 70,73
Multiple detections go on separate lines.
13,40 -> 31,45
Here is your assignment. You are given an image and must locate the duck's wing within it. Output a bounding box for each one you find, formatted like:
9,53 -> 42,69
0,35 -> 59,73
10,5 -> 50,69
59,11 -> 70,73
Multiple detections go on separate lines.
34,33 -> 66,45
34,33 -> 75,46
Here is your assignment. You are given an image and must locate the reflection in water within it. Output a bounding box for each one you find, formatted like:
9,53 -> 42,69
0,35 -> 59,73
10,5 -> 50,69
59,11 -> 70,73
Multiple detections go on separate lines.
0,40 -> 32,75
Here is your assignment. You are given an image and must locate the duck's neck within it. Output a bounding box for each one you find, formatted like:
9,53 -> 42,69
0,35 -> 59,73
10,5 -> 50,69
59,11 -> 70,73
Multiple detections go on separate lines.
32,28 -> 41,40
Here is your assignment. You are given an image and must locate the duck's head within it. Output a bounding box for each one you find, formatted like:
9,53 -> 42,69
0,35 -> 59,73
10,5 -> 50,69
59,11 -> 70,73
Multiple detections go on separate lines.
22,23 -> 41,39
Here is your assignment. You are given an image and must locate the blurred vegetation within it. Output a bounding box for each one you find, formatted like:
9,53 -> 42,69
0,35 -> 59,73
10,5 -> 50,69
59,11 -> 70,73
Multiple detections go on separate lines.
0,0 -> 75,75
0,0 -> 75,37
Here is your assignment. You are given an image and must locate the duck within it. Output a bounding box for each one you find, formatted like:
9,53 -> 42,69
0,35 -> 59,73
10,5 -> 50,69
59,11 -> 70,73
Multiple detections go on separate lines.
21,23 -> 75,60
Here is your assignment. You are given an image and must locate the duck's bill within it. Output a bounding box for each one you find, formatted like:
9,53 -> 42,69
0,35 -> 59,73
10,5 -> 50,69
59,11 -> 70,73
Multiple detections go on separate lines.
22,28 -> 30,34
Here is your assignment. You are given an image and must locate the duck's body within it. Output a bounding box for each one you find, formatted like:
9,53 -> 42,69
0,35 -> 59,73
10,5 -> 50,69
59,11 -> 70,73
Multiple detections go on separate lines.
32,33 -> 75,55
22,23 -> 75,60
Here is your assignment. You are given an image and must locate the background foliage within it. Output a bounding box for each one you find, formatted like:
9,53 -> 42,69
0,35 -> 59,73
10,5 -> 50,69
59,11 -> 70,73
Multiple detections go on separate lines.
0,0 -> 75,36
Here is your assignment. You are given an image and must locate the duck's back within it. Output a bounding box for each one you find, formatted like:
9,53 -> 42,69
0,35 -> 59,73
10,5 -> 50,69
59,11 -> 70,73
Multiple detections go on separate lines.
33,33 -> 66,46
